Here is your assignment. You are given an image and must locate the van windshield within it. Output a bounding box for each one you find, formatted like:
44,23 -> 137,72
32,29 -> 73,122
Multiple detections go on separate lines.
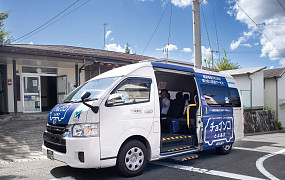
63,77 -> 119,103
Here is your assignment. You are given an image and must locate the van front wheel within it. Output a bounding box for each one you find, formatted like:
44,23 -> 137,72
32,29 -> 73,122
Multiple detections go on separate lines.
216,144 -> 232,155
116,140 -> 148,177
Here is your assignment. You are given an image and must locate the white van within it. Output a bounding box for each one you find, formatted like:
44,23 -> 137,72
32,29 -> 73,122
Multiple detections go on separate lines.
43,61 -> 244,177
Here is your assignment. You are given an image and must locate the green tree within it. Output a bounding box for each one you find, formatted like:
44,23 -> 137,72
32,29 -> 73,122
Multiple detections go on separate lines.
203,57 -> 212,68
125,43 -> 131,54
0,11 -> 12,44
216,48 -> 240,71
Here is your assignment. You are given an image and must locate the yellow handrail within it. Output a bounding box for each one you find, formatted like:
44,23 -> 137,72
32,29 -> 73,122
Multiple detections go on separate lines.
187,104 -> 197,128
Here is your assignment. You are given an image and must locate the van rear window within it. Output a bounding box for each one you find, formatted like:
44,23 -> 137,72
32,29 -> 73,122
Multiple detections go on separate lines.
200,84 -> 231,107
229,88 -> 241,107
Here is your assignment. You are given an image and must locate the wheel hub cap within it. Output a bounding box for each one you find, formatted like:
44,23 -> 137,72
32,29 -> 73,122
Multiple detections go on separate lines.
125,147 -> 144,171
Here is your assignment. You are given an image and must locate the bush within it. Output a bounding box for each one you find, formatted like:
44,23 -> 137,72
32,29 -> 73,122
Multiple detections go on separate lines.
275,121 -> 283,129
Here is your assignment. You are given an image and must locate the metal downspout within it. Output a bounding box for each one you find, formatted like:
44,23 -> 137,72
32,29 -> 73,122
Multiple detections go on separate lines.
247,72 -> 252,108
13,60 -> 17,116
275,77 -> 278,121
79,59 -> 86,86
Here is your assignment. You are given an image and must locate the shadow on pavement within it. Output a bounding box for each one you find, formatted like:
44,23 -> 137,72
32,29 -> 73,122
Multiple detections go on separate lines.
0,119 -> 46,162
0,175 -> 28,180
50,163 -> 166,180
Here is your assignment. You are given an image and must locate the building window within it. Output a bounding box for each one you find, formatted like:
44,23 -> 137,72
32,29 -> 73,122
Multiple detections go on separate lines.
22,67 -> 57,74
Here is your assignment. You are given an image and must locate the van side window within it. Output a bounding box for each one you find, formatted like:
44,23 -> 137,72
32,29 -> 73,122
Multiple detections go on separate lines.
229,88 -> 241,107
111,78 -> 151,105
200,84 -> 231,107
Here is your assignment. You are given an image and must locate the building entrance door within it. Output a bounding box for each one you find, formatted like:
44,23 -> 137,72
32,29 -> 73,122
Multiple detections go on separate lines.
23,75 -> 41,112
57,75 -> 68,103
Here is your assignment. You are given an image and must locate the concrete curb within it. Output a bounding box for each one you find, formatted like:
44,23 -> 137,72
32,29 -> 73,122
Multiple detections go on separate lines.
0,114 -> 48,125
245,129 -> 285,136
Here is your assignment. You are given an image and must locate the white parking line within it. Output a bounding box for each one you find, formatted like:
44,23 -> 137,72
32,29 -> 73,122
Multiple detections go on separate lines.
50,176 -> 76,180
154,162 -> 266,180
256,148 -> 285,180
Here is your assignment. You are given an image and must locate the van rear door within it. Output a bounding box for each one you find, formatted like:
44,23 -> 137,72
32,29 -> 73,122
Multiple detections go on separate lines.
195,73 -> 234,150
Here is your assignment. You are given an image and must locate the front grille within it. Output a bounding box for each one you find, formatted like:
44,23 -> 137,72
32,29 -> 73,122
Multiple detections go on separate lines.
44,140 -> 66,153
46,124 -> 67,135
44,124 -> 67,154
43,131 -> 66,145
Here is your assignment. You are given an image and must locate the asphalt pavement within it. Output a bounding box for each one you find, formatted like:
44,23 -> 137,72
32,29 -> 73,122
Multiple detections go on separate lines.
0,114 -> 284,180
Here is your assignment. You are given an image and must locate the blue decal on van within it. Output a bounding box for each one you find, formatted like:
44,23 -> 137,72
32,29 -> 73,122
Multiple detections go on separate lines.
204,116 -> 234,146
195,73 -> 228,86
48,103 -> 80,125
194,72 -> 234,149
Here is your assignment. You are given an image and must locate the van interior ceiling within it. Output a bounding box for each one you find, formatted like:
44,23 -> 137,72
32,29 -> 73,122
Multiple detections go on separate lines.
154,70 -> 199,153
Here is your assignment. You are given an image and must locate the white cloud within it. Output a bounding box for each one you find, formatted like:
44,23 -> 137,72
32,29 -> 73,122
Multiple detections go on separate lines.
201,46 -> 217,60
228,0 -> 285,66
182,48 -> 192,53
105,43 -> 125,52
29,42 -> 33,45
156,44 -> 178,51
242,43 -> 252,47
171,0 -> 191,8
280,59 -> 285,66
269,66 -> 274,69
166,44 -> 178,51
105,30 -> 112,39
110,37 -> 114,41
170,0 -> 207,8
230,30 -> 255,50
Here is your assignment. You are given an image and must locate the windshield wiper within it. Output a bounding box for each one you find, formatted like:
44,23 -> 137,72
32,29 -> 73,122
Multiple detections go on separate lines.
62,100 -> 72,103
63,100 -> 81,103
84,98 -> 98,102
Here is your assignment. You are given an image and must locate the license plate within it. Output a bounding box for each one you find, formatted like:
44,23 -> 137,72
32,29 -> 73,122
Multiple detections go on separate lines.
47,149 -> 54,160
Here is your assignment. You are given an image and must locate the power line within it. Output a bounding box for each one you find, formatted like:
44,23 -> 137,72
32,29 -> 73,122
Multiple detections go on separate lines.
276,0 -> 285,13
167,3 -> 173,46
227,50 -> 285,54
201,4 -> 212,50
166,2 -> 173,59
234,0 -> 285,59
12,0 -> 86,43
15,0 -> 90,43
212,0 -> 220,60
142,0 -> 171,55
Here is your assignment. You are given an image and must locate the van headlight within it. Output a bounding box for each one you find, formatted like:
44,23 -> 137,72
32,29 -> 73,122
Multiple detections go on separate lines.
72,123 -> 99,137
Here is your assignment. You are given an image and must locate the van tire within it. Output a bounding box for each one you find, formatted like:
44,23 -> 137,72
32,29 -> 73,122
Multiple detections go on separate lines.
116,140 -> 148,177
216,144 -> 232,155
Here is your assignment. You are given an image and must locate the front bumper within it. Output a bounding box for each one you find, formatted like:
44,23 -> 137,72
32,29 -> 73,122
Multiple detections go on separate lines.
42,137 -> 101,168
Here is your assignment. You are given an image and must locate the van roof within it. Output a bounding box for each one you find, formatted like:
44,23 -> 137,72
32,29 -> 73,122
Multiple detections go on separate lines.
89,61 -> 233,81
151,62 -> 233,79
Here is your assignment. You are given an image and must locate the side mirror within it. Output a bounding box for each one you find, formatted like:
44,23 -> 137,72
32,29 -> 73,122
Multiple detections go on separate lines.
81,91 -> 99,113
107,93 -> 126,105
81,91 -> 91,101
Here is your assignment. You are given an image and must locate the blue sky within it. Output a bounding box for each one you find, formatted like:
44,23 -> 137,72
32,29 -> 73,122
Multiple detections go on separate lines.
1,0 -> 285,69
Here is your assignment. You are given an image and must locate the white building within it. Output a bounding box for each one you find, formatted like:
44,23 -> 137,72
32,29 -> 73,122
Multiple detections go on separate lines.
0,44 -> 150,114
221,66 -> 266,108
264,67 -> 285,128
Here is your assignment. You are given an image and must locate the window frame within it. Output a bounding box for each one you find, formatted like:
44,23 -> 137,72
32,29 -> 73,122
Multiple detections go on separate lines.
106,77 -> 152,107
229,87 -> 241,107
200,84 -> 232,107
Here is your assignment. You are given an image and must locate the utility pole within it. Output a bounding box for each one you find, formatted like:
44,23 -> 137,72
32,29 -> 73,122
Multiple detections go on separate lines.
103,23 -> 107,50
210,49 -> 218,69
192,0 -> 203,69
